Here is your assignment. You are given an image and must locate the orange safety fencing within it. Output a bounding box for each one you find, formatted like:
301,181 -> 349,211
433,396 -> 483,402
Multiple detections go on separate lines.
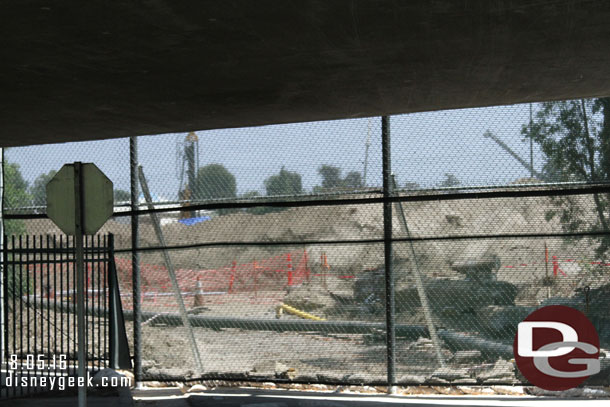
114,250 -> 311,309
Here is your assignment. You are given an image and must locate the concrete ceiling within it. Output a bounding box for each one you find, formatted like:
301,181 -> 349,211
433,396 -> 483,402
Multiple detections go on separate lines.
2,0 -> 610,147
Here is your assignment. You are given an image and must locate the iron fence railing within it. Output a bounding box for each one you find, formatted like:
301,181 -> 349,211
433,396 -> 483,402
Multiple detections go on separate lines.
0,234 -> 129,398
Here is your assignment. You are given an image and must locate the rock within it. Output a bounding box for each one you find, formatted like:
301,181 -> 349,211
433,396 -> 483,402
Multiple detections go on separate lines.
344,373 -> 370,384
454,378 -> 478,384
431,367 -> 470,381
177,382 -> 187,394
274,362 -> 297,379
456,386 -> 481,395
451,255 -> 500,282
274,362 -> 288,374
451,350 -> 482,364
144,381 -> 164,387
308,384 -> 329,391
284,283 -> 334,312
400,337 -> 453,365
261,382 -> 277,389
395,279 -> 518,315
187,384 -> 208,393
476,305 -> 533,339
116,369 -> 135,383
293,375 -> 316,383
396,374 -> 426,384
475,358 -> 515,382
425,377 -> 449,384
491,385 -> 525,395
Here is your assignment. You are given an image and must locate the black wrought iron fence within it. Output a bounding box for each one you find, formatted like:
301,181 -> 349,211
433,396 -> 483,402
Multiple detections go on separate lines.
1,234 -> 129,398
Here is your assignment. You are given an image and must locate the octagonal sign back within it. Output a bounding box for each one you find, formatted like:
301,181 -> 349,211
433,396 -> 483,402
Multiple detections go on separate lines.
46,163 -> 113,235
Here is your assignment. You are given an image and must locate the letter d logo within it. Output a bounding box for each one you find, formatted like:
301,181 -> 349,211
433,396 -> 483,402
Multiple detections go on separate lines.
517,321 -> 577,357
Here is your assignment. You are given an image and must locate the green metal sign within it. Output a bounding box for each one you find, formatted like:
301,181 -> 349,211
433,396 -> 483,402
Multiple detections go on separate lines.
46,163 -> 113,235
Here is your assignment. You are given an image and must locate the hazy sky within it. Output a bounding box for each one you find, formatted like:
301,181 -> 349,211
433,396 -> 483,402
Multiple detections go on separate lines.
4,103 -> 543,204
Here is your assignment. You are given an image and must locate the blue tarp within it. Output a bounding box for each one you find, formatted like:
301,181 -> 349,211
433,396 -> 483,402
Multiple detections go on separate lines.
178,216 -> 211,226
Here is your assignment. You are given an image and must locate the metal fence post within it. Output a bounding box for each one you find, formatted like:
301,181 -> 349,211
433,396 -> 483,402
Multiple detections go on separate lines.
130,136 -> 143,386
0,147 -> 4,366
382,116 -> 396,392
108,234 -> 132,370
138,165 -> 204,375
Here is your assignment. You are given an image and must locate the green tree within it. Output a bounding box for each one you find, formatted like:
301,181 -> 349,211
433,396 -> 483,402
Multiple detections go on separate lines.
242,190 -> 269,215
316,165 -> 364,192
438,173 -> 461,188
3,162 -> 30,296
522,98 -> 610,256
30,170 -> 57,207
343,171 -> 363,189
114,189 -> 131,203
264,166 -> 302,196
404,181 -> 421,190
318,165 -> 343,189
193,164 -> 237,201
4,163 -> 30,235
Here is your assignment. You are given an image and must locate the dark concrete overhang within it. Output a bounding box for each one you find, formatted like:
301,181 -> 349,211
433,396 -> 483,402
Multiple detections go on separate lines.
2,0 -> 610,147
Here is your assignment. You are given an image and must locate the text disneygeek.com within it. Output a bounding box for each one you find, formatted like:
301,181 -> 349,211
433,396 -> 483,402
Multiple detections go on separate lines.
4,354 -> 131,390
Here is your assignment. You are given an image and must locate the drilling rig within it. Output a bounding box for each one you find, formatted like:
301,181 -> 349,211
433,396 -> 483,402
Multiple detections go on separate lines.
176,132 -> 200,219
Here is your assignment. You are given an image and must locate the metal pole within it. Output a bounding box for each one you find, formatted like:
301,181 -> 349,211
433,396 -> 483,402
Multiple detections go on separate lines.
32,298 -> 518,359
529,103 -> 534,178
392,174 -> 445,368
129,136 -> 143,387
108,234 -> 132,370
74,162 -> 87,407
0,147 -> 4,364
363,118 -> 371,186
381,116 -> 396,393
138,165 -> 204,375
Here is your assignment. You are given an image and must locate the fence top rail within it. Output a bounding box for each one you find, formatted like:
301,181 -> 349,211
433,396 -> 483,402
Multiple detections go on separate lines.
4,182 -> 610,220
3,247 -> 110,254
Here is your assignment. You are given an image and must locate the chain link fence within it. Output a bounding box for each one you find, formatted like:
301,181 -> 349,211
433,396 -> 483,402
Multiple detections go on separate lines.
2,99 -> 610,386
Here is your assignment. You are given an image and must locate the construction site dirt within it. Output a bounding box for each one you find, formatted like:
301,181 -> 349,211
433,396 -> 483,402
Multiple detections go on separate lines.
20,194 -> 610,384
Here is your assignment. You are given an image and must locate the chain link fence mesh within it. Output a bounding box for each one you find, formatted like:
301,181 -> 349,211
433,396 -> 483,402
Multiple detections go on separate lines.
3,99 -> 609,386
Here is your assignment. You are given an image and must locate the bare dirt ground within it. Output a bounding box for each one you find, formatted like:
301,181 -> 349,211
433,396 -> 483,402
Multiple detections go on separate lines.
19,193 -> 610,383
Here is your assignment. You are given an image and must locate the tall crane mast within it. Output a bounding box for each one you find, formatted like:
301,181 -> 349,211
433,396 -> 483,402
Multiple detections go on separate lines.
363,118 -> 372,186
177,132 -> 199,218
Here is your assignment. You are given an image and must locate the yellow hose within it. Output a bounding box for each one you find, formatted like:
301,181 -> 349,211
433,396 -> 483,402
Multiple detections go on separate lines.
277,303 -> 326,321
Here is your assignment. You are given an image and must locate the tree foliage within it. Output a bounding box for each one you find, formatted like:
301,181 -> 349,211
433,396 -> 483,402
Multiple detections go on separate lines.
242,190 -> 269,215
343,171 -> 363,189
244,168 -> 304,215
522,98 -> 610,256
193,164 -> 237,201
4,163 -> 29,236
30,170 -> 57,207
114,189 -> 131,203
318,165 -> 343,189
264,166 -> 302,196
316,165 -> 363,192
3,163 -> 30,296
438,173 -> 461,188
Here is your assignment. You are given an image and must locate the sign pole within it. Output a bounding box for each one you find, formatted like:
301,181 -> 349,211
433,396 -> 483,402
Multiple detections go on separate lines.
74,162 -> 87,407
47,161 -> 113,407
